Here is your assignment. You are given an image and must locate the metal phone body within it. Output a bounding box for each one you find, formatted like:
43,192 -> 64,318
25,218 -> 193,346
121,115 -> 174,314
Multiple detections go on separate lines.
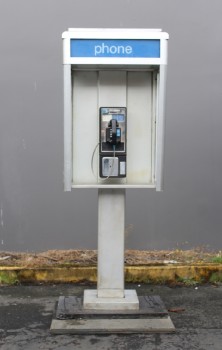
99,107 -> 126,178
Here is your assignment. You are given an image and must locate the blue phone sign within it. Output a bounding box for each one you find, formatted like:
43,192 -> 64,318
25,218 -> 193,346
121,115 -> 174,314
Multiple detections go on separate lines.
70,39 -> 160,58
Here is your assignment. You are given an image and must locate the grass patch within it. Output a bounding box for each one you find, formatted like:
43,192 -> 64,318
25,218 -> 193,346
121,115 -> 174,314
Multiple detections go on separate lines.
211,256 -> 222,264
0,271 -> 19,285
209,271 -> 222,284
176,276 -> 198,286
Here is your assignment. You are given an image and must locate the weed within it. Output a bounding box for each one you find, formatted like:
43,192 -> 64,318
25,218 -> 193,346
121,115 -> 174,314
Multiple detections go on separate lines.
211,256 -> 222,264
209,271 -> 222,284
0,271 -> 19,284
176,276 -> 198,286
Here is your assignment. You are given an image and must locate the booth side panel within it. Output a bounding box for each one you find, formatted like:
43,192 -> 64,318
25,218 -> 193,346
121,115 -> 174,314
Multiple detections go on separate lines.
72,71 -> 98,184
64,64 -> 72,191
155,64 -> 167,191
127,72 -> 153,185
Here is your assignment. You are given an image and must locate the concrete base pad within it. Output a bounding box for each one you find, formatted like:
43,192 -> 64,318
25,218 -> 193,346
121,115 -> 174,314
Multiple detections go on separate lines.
50,316 -> 175,334
50,294 -> 175,334
83,289 -> 139,310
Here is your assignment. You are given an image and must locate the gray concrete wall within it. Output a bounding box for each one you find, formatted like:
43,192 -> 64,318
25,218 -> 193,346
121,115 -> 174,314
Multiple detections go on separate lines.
0,0 -> 221,251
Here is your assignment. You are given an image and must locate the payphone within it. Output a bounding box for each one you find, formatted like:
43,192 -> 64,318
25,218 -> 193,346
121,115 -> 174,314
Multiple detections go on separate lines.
62,28 -> 169,190
99,107 -> 126,178
56,28 -> 174,334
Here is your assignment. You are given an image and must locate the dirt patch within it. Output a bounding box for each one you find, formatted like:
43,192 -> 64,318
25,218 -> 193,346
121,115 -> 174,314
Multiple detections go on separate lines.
0,249 -> 221,268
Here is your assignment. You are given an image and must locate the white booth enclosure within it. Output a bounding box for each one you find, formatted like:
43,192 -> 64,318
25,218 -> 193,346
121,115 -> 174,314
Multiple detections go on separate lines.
62,28 -> 169,192
62,28 -> 169,310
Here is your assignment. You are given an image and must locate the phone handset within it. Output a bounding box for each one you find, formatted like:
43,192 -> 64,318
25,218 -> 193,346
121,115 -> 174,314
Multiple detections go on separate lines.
106,119 -> 121,146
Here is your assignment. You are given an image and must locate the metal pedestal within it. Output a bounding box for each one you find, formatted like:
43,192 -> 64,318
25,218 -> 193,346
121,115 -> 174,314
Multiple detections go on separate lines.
84,189 -> 139,310
51,189 -> 175,333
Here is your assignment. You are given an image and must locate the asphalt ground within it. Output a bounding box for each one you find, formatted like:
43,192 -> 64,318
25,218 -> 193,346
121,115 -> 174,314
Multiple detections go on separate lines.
0,283 -> 221,350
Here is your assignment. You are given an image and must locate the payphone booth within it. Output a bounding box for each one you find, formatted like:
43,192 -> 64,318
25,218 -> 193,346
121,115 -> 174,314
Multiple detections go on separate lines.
51,28 -> 174,333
